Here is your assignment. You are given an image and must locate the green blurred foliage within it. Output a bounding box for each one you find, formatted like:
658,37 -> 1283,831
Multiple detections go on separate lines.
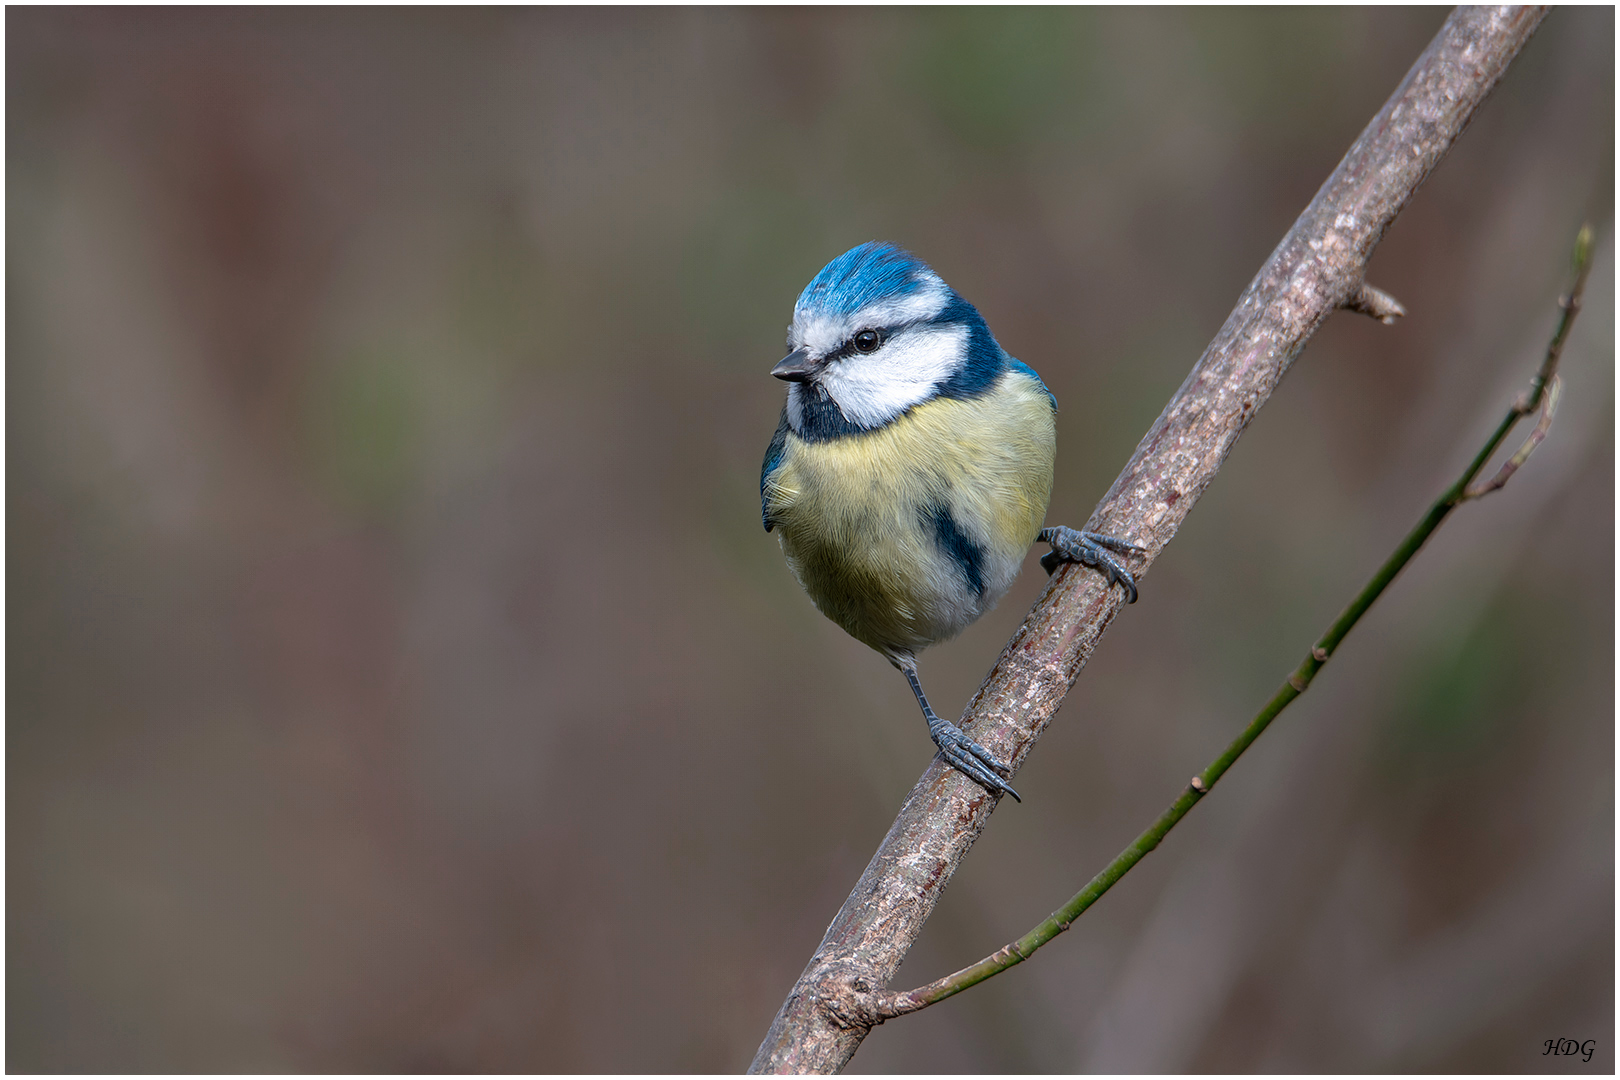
304,344 -> 424,516
911,9 -> 1095,152
1382,590 -> 1533,775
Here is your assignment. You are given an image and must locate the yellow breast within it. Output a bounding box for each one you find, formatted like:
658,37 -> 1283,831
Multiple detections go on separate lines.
764,371 -> 1056,657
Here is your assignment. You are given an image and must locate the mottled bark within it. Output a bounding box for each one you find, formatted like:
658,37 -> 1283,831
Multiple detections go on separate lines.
749,7 -> 1549,1074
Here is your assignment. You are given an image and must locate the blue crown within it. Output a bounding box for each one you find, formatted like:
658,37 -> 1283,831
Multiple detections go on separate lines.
795,242 -> 938,318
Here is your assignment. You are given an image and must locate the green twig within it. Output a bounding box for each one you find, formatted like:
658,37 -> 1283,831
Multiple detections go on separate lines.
874,224 -> 1595,1021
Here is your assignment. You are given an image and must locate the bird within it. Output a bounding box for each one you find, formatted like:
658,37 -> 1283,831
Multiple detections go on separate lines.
760,242 -> 1141,801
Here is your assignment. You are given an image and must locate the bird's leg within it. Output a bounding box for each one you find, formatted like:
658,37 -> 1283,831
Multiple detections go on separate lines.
1039,526 -> 1143,603
898,657 -> 1021,802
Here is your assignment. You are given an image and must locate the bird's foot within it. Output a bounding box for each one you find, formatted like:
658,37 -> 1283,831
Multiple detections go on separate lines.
927,716 -> 1021,802
1039,526 -> 1143,603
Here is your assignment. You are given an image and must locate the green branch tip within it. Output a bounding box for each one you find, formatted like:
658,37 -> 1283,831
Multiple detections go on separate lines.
1574,223 -> 1593,272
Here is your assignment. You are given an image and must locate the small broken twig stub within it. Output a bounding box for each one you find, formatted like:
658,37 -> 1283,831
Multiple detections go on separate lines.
750,7 -> 1548,1074
1345,282 -> 1409,324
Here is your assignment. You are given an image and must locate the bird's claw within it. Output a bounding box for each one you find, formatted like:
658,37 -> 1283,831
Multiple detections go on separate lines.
1039,526 -> 1142,603
929,719 -> 1021,802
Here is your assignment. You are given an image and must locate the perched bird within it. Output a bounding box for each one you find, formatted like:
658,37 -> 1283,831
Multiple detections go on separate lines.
760,242 -> 1140,801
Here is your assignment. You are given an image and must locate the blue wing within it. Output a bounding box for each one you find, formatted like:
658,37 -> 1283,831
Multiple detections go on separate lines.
1006,357 -> 1058,411
760,409 -> 790,532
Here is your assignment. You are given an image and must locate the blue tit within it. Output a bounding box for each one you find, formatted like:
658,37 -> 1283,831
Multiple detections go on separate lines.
760,242 -> 1140,801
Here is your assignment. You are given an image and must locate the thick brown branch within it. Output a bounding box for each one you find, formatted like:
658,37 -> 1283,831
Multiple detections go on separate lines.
749,7 -> 1548,1074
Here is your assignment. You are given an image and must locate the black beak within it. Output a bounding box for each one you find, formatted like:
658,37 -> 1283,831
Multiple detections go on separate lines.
771,347 -> 818,382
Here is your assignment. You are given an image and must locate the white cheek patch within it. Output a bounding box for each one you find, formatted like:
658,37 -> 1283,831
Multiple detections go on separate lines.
816,322 -> 968,428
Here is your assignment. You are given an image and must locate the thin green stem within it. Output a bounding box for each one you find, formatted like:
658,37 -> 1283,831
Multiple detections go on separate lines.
876,224 -> 1595,1020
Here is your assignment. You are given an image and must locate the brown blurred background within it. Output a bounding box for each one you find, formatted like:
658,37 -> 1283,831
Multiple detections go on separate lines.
7,7 -> 1613,1073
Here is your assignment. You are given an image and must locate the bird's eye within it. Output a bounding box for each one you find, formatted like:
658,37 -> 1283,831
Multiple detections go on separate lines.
853,329 -> 882,353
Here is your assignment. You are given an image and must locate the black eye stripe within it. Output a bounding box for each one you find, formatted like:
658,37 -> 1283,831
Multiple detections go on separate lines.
818,317 -> 934,362
831,326 -> 892,360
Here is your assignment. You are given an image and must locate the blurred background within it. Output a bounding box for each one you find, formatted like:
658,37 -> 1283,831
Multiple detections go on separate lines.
7,7 -> 1613,1073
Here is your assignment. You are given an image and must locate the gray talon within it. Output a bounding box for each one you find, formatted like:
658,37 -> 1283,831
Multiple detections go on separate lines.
1039,526 -> 1141,603
933,724 -> 1021,802
899,657 -> 1022,801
